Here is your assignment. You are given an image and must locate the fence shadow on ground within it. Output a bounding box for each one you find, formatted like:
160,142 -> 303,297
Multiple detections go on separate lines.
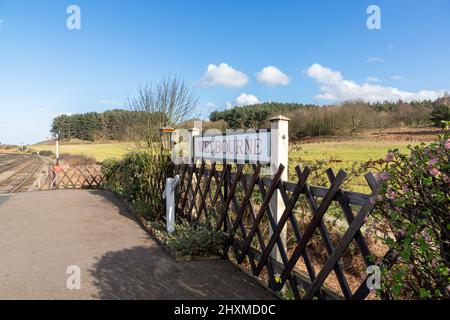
88,246 -> 276,300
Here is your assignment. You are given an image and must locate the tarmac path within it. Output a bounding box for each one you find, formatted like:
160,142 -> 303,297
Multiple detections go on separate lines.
0,189 -> 275,300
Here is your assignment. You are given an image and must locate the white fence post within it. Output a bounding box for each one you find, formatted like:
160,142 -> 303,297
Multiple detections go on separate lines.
189,127 -> 200,164
165,176 -> 180,233
269,115 -> 290,262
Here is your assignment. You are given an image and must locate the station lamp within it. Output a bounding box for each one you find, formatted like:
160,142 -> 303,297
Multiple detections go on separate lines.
159,126 -> 175,150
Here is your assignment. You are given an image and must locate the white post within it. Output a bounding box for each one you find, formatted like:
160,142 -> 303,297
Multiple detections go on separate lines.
55,139 -> 60,165
165,176 -> 180,233
269,115 -> 290,262
189,127 -> 200,164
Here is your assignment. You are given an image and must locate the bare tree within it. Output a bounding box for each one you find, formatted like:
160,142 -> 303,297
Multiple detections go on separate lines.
127,76 -> 199,149
373,111 -> 392,140
339,101 -> 373,136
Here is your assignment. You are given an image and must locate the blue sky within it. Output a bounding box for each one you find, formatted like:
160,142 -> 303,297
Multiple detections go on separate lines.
0,0 -> 449,144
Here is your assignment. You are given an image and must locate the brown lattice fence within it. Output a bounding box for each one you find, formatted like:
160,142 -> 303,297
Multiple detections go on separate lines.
47,165 -> 104,190
175,161 -> 383,300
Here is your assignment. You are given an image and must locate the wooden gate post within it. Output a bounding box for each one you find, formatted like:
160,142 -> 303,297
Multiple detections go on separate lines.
269,115 -> 290,262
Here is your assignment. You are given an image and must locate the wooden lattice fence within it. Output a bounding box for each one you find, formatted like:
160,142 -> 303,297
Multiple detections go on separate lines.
47,165 -> 104,190
175,161 -> 382,300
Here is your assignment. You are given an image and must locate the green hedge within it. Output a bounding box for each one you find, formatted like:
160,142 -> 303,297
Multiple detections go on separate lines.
102,151 -> 173,221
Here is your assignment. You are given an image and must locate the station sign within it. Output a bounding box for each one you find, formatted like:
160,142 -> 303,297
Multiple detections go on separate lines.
193,131 -> 271,164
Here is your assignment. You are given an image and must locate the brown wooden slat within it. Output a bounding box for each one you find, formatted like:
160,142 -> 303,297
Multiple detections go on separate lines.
304,197 -> 377,299
224,164 -> 262,247
327,170 -> 372,266
278,170 -> 347,286
180,164 -> 196,215
188,162 -> 206,221
278,178 -> 319,287
254,165 -> 311,275
290,169 -> 352,298
175,164 -> 188,208
236,166 -> 279,289
257,177 -> 371,206
225,175 -> 259,276
236,164 -> 285,264
212,165 -> 230,205
196,162 -> 217,219
231,237 -> 342,300
215,165 -> 244,230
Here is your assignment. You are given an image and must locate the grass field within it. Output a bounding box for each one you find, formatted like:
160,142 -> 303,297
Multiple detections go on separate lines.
294,140 -> 416,165
32,142 -> 130,161
32,139 -> 423,164
289,140 -> 423,193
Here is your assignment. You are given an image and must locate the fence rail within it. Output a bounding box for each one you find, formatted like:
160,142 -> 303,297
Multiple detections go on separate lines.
175,161 -> 379,300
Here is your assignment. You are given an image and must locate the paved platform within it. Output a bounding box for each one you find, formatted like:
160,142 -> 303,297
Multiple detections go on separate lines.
0,190 -> 275,300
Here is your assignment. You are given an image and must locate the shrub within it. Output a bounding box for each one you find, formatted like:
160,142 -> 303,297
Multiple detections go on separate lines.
37,150 -> 55,157
369,131 -> 449,299
167,220 -> 226,257
60,153 -> 96,166
102,150 -> 173,221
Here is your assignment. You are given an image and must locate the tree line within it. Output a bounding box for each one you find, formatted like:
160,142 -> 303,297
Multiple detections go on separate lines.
209,97 -> 450,138
51,96 -> 450,142
51,109 -> 150,141
209,102 -> 317,129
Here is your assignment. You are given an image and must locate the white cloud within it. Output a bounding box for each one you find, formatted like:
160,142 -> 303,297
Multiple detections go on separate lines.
35,107 -> 48,112
366,76 -> 381,83
235,93 -> 260,106
201,63 -> 249,88
306,63 -> 446,103
224,93 -> 261,109
366,57 -> 385,63
256,66 -> 290,86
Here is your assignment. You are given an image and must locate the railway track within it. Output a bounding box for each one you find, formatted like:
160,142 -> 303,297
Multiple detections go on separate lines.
0,155 -> 33,175
0,154 -> 43,194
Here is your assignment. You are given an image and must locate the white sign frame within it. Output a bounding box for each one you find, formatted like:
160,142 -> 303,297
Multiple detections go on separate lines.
193,130 -> 271,164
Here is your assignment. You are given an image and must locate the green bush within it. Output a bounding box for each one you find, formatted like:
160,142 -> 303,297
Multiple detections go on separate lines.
102,150 -> 173,221
167,220 -> 226,257
37,150 -> 55,157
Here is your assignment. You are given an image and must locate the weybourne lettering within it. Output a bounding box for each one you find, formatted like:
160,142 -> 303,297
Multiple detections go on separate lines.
193,131 -> 271,164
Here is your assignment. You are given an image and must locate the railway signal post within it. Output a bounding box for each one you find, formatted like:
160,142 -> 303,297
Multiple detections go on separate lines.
52,133 -> 60,166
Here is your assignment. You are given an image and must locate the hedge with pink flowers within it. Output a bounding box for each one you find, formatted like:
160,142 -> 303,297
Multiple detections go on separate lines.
368,129 -> 449,299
